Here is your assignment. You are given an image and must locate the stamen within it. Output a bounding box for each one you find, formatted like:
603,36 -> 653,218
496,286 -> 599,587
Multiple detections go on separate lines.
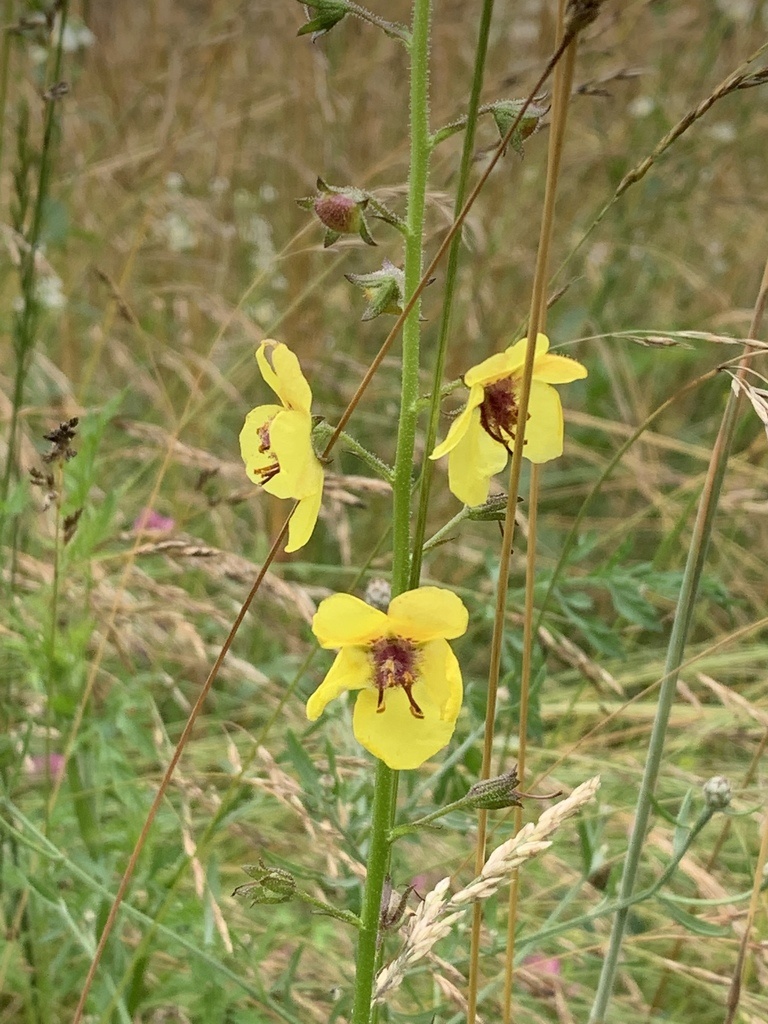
401,676 -> 424,719
254,462 -> 280,484
370,637 -> 423,719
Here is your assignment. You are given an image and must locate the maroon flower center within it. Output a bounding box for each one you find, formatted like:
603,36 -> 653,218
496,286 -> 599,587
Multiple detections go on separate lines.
252,421 -> 280,484
479,376 -> 528,452
369,637 -> 424,719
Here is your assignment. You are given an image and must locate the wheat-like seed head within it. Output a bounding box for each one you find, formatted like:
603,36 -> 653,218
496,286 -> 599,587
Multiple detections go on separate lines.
374,776 -> 601,1002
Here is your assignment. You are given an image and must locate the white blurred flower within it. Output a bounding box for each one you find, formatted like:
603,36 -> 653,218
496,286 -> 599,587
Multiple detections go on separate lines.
160,211 -> 198,252
246,299 -> 278,324
706,122 -> 737,144
36,272 -> 67,309
715,0 -> 753,21
629,96 -> 655,118
28,16 -> 95,63
61,18 -> 96,52
209,176 -> 230,196
165,172 -> 185,193
13,272 -> 66,311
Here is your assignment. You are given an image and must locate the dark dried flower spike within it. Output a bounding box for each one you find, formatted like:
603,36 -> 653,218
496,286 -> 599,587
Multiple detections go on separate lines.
42,417 -> 79,464
43,81 -> 69,103
565,0 -> 603,37
63,508 -> 83,545
29,467 -> 54,489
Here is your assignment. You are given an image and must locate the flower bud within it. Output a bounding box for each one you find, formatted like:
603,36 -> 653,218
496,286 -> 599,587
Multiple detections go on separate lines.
703,775 -> 732,811
466,493 -> 523,519
297,178 -> 377,247
233,860 -> 297,905
314,192 -> 363,236
296,0 -> 349,39
346,260 -> 406,321
466,769 -> 523,810
364,577 -> 392,611
490,99 -> 548,156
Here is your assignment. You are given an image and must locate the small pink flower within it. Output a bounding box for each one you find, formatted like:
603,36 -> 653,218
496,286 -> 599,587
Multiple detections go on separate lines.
520,953 -> 562,996
27,754 -> 65,778
523,954 -> 561,977
133,509 -> 175,532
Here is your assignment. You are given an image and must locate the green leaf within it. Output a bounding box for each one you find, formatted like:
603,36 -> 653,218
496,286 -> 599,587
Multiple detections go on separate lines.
607,579 -> 660,629
673,789 -> 694,856
657,897 -> 730,937
284,728 -> 322,801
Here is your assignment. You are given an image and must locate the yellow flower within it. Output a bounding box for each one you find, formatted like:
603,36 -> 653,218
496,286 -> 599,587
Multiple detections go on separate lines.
240,340 -> 324,553
307,587 -> 469,770
430,333 -> 587,507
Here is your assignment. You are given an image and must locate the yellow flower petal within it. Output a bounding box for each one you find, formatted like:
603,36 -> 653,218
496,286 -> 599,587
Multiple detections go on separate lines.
264,409 -> 322,500
430,384 -> 484,460
520,379 -> 564,462
503,332 -> 550,374
417,639 -> 463,722
447,409 -> 508,506
240,405 -> 282,483
312,593 -> 389,649
464,349 -> 517,387
306,646 -> 370,720
464,333 -> 549,385
387,588 -> 468,642
256,340 -> 313,413
286,483 -> 323,553
353,684 -> 458,770
533,351 -> 588,384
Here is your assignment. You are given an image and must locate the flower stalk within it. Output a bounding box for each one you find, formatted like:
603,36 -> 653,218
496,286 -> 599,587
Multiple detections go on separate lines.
313,421 -> 394,485
351,2 -> 433,1021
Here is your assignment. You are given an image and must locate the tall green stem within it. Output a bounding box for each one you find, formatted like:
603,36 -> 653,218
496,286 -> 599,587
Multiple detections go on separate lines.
588,259 -> 768,1023
350,761 -> 398,1024
390,0 -> 430,597
351,5 -> 432,1023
